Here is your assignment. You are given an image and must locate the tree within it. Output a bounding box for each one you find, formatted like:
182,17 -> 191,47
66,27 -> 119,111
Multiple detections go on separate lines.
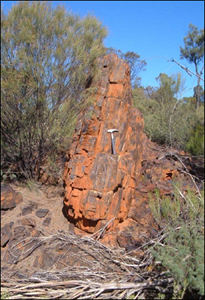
132,72 -> 202,150
180,24 -> 204,108
1,1 -> 108,180
193,85 -> 204,104
155,73 -> 186,103
123,51 -> 147,87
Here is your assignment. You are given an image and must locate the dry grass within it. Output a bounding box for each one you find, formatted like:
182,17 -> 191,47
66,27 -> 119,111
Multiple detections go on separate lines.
1,227 -> 174,299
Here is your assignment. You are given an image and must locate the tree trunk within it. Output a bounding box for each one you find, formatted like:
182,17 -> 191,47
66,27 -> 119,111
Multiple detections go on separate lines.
195,63 -> 200,109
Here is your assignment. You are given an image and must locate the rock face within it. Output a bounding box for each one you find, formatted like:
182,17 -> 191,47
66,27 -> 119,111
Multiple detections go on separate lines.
63,53 -> 201,249
63,54 -> 203,250
63,53 -> 144,235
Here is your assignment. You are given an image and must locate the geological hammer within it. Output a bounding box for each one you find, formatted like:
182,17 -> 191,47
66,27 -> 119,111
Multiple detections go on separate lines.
107,129 -> 118,155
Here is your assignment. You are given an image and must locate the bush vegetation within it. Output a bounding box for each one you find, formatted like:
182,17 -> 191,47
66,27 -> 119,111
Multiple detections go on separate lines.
1,1 -> 108,180
133,75 -> 204,154
186,124 -> 204,156
149,185 -> 204,299
133,23 -> 204,156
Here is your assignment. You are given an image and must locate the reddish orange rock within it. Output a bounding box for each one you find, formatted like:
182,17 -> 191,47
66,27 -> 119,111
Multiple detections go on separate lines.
63,53 -> 198,250
1,184 -> 23,210
63,53 -> 144,234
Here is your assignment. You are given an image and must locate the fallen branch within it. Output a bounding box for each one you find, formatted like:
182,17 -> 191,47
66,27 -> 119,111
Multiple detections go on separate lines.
1,277 -> 174,299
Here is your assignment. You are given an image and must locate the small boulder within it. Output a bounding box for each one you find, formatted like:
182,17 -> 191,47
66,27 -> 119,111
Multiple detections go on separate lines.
1,184 -> 23,210
1,222 -> 14,247
35,209 -> 49,218
22,205 -> 34,216
42,217 -> 51,226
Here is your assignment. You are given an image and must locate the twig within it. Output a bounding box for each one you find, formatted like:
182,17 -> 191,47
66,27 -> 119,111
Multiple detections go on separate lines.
1,224 -> 177,299
91,218 -> 116,240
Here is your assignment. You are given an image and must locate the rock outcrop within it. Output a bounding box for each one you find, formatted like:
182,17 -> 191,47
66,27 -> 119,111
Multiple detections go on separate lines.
63,53 -> 202,249
63,53 -> 144,237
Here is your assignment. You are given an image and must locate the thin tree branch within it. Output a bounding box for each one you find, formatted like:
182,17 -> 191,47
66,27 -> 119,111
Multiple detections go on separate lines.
169,58 -> 204,82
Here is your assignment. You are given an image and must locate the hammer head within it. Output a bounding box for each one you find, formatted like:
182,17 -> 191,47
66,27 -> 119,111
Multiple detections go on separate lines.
107,129 -> 118,133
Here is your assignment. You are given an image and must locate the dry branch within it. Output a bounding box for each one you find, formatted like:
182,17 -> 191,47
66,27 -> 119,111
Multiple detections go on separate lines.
1,277 -> 174,299
169,58 -> 204,82
1,227 -> 175,299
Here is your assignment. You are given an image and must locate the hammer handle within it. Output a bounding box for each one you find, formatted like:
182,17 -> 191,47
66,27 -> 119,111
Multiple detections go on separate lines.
111,138 -> 116,155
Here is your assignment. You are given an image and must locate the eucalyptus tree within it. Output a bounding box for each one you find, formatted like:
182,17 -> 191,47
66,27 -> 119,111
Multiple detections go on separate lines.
132,72 -> 196,149
180,24 -> 204,108
1,1 -> 108,179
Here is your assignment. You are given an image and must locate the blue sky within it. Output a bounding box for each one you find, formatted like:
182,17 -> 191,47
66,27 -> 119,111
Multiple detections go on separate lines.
1,1 -> 204,98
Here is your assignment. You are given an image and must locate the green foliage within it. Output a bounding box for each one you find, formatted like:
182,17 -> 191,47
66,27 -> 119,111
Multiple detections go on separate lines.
149,187 -> 181,225
133,24 -> 204,151
168,100 -> 200,149
149,186 -> 204,298
194,85 -> 204,104
180,24 -> 204,66
1,169 -> 17,183
186,124 -> 204,156
133,73 -> 204,152
1,1 -> 108,179
1,291 -> 10,299
180,24 -> 204,108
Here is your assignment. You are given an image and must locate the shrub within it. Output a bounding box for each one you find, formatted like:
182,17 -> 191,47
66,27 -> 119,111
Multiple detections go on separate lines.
132,75 -> 204,153
149,185 -> 204,299
1,1 -> 107,180
186,124 -> 204,156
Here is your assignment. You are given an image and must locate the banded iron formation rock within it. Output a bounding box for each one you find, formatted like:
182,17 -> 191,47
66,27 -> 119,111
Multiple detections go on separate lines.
63,53 -> 199,248
63,53 -> 145,238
